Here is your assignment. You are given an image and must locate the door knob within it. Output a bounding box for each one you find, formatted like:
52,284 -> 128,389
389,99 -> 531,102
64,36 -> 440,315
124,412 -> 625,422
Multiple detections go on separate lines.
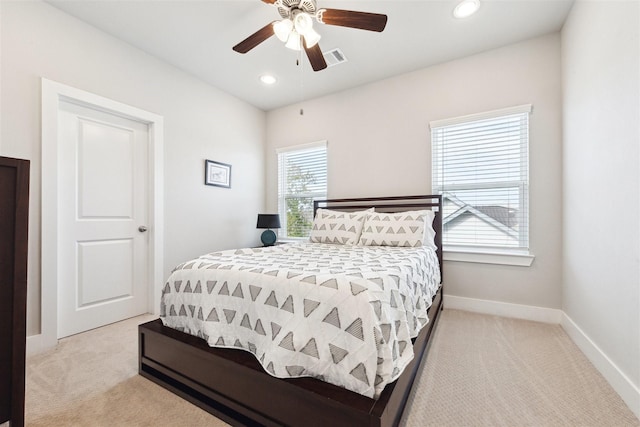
138,226 -> 148,232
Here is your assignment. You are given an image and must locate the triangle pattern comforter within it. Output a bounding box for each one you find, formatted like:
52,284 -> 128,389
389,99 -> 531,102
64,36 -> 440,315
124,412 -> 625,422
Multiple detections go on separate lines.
160,242 -> 441,398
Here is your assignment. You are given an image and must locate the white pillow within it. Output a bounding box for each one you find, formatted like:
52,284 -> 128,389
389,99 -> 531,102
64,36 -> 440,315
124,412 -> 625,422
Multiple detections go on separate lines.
359,210 -> 433,248
422,210 -> 437,250
309,208 -> 373,245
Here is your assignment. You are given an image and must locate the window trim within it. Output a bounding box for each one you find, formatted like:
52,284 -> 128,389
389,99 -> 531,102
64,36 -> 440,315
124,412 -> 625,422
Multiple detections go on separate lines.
276,140 -> 328,155
444,247 -> 535,267
431,104 -> 533,263
430,104 -> 532,128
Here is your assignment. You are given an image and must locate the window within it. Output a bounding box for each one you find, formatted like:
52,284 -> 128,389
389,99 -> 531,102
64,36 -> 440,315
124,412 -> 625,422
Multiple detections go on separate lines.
277,141 -> 327,239
431,105 -> 531,256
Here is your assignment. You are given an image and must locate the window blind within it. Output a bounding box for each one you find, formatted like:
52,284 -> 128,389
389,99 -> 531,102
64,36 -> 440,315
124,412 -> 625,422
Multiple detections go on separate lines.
431,105 -> 530,252
277,141 -> 327,239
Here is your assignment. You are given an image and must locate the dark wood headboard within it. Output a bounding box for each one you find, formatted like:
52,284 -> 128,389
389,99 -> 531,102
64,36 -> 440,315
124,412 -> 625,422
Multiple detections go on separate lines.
313,195 -> 443,280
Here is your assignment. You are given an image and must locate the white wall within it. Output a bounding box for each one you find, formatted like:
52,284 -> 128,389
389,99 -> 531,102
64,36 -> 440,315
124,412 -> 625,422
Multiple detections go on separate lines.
266,34 -> 563,310
562,0 -> 640,415
0,1 -> 266,336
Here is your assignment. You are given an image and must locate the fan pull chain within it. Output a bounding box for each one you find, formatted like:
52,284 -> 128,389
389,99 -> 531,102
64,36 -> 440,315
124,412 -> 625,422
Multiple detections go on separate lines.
298,47 -> 305,116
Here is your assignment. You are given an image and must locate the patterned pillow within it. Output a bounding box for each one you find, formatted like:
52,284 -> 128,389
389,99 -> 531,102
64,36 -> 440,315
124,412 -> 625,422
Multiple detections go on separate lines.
309,208 -> 373,245
359,210 -> 432,247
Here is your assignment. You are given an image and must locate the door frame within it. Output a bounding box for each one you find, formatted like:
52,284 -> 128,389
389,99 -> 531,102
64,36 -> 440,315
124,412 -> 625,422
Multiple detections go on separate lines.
37,78 -> 164,352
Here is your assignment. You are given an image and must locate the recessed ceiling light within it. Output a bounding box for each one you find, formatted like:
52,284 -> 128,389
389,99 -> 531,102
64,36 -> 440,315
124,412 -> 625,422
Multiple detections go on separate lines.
260,74 -> 277,85
453,0 -> 480,19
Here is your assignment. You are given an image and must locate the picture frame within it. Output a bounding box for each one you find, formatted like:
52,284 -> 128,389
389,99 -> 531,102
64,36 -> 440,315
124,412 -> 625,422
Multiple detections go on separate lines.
205,159 -> 232,189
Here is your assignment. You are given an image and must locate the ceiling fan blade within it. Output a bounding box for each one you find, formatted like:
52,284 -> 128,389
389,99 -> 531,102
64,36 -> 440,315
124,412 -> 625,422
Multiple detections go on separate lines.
319,9 -> 388,32
261,0 -> 278,3
304,41 -> 327,72
233,21 -> 276,54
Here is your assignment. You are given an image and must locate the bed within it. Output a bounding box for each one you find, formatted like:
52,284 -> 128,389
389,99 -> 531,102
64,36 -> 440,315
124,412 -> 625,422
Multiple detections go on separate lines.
139,195 -> 443,427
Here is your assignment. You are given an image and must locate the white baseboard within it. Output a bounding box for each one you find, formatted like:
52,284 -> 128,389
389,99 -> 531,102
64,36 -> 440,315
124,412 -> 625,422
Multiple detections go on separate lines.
561,313 -> 640,420
26,333 -> 57,357
443,294 -> 563,324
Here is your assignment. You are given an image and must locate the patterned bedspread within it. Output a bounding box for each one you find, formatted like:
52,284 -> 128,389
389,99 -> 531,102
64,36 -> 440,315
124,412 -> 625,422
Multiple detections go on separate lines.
160,242 -> 441,398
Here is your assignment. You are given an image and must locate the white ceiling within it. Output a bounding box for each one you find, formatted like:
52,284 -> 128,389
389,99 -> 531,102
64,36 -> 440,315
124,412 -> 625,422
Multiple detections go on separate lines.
46,0 -> 575,111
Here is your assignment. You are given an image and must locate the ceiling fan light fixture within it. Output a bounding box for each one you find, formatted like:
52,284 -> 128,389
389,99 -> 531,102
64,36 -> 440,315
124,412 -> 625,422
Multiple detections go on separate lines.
453,0 -> 480,19
285,31 -> 302,51
274,19 -> 293,42
303,28 -> 321,48
294,12 -> 313,35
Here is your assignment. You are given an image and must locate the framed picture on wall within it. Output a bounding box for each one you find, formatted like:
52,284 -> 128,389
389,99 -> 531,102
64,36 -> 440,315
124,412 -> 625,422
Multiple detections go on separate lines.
205,159 -> 232,189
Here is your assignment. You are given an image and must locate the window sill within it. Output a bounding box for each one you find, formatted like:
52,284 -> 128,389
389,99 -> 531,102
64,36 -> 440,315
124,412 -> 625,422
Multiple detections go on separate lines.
444,248 -> 535,267
278,238 -> 306,243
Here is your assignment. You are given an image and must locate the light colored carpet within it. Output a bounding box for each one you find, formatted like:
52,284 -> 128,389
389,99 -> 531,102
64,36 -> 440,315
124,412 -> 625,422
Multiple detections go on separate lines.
402,310 -> 639,427
25,310 -> 639,427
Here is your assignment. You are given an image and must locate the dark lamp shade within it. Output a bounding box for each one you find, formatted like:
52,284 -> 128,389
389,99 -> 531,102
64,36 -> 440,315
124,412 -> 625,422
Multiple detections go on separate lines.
256,214 -> 281,229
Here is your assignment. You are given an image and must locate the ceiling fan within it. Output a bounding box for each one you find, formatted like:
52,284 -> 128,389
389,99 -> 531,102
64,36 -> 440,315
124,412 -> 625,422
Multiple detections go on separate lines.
233,0 -> 388,72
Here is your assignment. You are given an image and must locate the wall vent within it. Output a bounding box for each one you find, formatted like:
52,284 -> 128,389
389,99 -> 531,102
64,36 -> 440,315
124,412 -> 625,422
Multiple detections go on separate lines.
323,48 -> 348,67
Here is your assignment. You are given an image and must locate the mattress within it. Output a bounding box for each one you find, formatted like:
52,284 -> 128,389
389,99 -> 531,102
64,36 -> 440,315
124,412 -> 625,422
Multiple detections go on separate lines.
160,242 -> 441,398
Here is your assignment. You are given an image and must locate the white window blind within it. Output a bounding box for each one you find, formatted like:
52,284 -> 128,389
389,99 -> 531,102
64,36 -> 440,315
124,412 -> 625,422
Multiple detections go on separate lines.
277,141 -> 327,239
431,105 -> 531,252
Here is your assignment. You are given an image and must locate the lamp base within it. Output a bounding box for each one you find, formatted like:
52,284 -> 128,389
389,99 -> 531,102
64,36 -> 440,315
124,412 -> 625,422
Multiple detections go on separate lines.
261,229 -> 277,246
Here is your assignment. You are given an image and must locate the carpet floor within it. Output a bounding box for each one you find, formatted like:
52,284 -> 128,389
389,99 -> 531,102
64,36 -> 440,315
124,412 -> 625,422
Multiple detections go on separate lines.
25,309 -> 639,426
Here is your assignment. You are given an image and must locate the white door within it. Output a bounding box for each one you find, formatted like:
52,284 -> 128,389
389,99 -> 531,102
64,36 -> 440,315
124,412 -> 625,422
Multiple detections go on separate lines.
57,99 -> 150,338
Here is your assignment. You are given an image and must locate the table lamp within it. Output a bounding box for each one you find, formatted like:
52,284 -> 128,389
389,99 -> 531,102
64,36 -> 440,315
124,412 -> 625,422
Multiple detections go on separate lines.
256,214 -> 281,246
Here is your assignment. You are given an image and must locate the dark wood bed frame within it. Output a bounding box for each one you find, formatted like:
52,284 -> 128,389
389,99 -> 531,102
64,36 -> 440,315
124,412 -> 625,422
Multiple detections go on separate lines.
139,195 -> 443,427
